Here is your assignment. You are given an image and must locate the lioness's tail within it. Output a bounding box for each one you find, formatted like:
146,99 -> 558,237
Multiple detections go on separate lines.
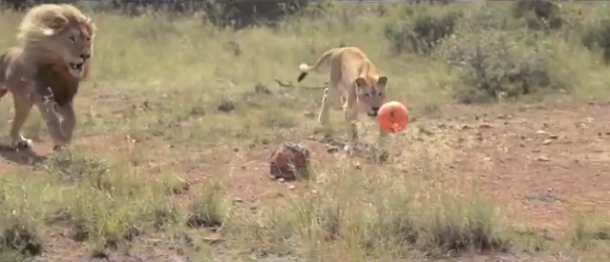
297,49 -> 335,83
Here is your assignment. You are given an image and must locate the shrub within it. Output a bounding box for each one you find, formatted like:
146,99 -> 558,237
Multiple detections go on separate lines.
0,0 -> 78,11
581,18 -> 610,63
434,30 -> 564,104
88,0 -> 197,16
80,1 -> 309,28
512,0 -> 563,31
384,6 -> 461,55
202,1 -> 308,29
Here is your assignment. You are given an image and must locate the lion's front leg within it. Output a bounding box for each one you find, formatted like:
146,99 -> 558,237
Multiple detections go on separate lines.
56,101 -> 76,144
33,84 -> 66,150
9,93 -> 34,149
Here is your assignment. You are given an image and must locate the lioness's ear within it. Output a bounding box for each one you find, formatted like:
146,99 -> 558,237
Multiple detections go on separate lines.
377,76 -> 388,86
355,77 -> 368,88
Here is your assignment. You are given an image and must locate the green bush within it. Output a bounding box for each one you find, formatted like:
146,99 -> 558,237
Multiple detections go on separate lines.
202,1 -> 308,29
0,0 -> 78,11
434,29 -> 564,104
384,6 -> 461,55
81,1 -> 309,29
581,18 -> 610,63
511,0 -> 563,31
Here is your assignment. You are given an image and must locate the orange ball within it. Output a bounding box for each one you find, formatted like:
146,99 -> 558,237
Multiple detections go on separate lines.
377,101 -> 410,133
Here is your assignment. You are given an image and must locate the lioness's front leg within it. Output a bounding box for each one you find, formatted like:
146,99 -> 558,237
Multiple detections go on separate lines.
315,87 -> 335,138
33,83 -> 66,150
377,123 -> 388,146
9,92 -> 34,149
343,88 -> 359,144
344,107 -> 359,143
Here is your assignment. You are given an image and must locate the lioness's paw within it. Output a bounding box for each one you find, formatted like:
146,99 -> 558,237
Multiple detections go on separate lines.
313,125 -> 333,136
52,144 -> 66,152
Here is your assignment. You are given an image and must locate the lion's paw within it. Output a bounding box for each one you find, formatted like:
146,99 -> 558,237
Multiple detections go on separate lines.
13,139 -> 32,150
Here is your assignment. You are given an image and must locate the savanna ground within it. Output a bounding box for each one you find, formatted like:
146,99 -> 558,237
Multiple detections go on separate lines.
0,1 -> 610,261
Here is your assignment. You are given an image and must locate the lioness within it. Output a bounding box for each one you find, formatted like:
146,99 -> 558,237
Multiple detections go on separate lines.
0,4 -> 96,151
297,47 -> 389,144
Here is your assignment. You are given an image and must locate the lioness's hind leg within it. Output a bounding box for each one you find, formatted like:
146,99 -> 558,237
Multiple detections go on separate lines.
10,94 -> 34,149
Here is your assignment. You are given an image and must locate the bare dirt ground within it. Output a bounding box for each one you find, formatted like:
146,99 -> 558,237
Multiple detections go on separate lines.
0,99 -> 608,261
205,100 -> 610,237
440,102 -> 610,234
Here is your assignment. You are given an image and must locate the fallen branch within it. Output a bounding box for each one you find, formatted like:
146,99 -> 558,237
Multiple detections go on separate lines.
274,79 -> 327,90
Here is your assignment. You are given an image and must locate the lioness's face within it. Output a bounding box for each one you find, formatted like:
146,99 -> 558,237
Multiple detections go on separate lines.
355,76 -> 388,118
57,25 -> 92,79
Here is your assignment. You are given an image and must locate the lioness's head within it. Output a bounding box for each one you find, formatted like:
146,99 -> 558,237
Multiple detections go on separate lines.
355,76 -> 388,118
17,4 -> 96,80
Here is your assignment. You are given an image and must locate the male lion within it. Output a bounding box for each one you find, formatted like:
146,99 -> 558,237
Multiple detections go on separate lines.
297,47 -> 389,145
0,4 -> 96,151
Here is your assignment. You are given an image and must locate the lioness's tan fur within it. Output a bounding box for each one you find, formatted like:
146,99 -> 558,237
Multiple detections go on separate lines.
0,3 -> 96,150
297,47 -> 389,144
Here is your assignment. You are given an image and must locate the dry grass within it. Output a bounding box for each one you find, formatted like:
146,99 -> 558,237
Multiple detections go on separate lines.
0,2 -> 610,261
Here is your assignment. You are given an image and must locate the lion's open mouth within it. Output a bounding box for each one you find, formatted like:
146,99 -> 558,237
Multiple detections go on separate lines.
69,62 -> 84,71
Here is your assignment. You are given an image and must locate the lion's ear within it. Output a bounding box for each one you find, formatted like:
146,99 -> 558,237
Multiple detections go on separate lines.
84,17 -> 96,36
42,16 -> 68,36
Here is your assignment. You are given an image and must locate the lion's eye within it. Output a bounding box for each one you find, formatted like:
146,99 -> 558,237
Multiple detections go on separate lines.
69,36 -> 76,42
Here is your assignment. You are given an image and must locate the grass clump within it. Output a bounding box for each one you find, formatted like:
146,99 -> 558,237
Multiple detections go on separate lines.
573,214 -> 610,248
0,175 -> 46,261
263,161 -> 511,260
186,181 -> 229,228
422,197 -> 510,254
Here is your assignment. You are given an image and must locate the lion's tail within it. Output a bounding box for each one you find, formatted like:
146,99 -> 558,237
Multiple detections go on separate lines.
0,51 -> 9,100
297,48 -> 334,83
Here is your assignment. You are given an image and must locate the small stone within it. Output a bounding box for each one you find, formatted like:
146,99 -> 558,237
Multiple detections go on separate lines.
202,235 -> 222,244
327,146 -> 341,154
